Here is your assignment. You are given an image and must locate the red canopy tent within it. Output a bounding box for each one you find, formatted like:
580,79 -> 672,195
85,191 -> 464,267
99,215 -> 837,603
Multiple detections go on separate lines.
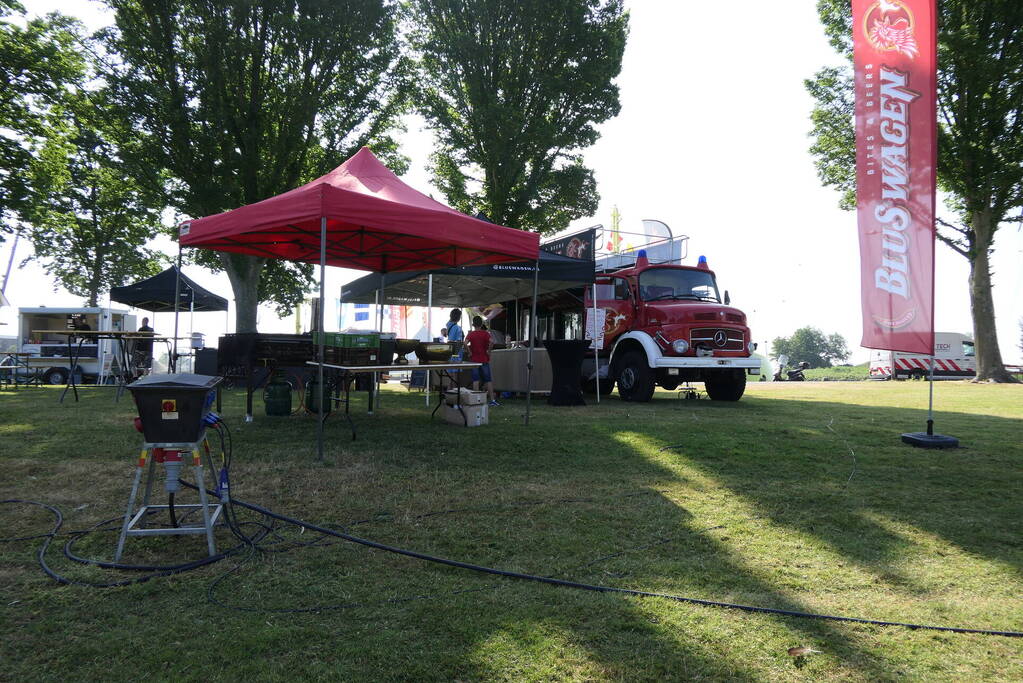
179,146 -> 538,271
178,147 -> 543,457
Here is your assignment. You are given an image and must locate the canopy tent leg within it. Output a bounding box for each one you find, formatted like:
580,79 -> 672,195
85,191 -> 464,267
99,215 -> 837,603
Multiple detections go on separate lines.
593,282 -> 600,403
376,266 -> 386,412
189,296 -> 195,372
172,244 -> 182,373
317,216 -> 326,462
524,259 -> 539,425
426,274 -> 433,407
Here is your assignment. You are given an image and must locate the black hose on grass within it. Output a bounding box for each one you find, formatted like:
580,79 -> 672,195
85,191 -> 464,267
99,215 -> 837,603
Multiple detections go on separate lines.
180,484 -> 1023,639
1,499 -> 268,587
4,492 -> 1022,638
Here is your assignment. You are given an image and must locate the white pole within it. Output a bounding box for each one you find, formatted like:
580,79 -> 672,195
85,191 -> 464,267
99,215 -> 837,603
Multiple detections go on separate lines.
426,274 -> 433,407
377,266 -> 386,411
525,259 -> 539,425
189,296 -> 195,372
316,216 -> 326,462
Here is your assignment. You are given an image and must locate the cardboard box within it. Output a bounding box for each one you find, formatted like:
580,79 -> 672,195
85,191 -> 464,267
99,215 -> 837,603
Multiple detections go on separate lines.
443,402 -> 488,427
444,388 -> 487,406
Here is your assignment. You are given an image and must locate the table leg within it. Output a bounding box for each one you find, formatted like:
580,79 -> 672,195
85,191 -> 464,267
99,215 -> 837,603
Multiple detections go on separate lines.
60,337 -> 83,403
431,371 -> 444,419
245,363 -> 254,422
115,338 -> 128,401
366,372 -> 375,415
343,372 -> 355,440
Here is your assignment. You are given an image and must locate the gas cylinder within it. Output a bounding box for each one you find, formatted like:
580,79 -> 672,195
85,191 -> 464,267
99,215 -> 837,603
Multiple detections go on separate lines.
264,372 -> 292,416
305,377 -> 332,415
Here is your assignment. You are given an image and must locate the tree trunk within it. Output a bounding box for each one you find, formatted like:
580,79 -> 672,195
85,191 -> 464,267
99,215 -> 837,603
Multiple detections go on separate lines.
222,252 -> 265,333
86,256 -> 103,307
968,211 -> 1015,382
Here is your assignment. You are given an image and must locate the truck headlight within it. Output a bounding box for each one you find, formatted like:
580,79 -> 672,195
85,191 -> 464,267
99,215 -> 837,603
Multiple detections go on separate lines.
672,339 -> 689,354
748,341 -> 757,353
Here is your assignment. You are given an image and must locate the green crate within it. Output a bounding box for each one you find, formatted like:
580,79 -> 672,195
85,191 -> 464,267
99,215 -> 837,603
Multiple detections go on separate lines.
344,333 -> 380,348
312,331 -> 345,347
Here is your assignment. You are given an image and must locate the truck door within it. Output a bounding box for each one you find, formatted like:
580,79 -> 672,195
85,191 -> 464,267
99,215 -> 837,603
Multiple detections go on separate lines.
585,276 -> 634,348
958,338 -> 976,375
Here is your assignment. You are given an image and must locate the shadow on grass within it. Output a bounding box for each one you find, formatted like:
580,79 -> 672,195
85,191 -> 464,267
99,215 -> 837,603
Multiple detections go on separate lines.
2,385 -> 1021,679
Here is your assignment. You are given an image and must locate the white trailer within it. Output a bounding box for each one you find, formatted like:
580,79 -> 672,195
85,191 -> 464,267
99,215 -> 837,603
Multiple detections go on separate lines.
17,307 -> 137,385
869,332 -> 976,380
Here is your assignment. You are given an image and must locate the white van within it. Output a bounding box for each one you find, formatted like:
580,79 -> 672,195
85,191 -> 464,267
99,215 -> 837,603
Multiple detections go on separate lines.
869,332 -> 976,380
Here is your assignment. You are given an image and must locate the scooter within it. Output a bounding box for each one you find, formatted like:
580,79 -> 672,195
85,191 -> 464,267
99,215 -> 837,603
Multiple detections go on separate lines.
773,355 -> 809,381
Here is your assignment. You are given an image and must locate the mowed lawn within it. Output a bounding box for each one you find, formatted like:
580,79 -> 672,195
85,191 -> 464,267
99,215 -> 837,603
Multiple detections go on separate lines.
1,379 -> 1021,681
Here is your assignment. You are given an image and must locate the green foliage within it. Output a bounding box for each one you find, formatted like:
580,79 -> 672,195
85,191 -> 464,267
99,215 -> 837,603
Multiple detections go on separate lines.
808,0 -> 1023,250
0,4 -> 85,238
407,0 -> 628,235
770,326 -> 849,368
806,0 -> 1023,381
803,363 -> 869,381
99,0 -> 408,327
24,81 -> 165,305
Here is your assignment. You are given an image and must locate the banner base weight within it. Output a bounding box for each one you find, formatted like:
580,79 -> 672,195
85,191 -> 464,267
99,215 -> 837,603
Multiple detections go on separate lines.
901,432 -> 959,449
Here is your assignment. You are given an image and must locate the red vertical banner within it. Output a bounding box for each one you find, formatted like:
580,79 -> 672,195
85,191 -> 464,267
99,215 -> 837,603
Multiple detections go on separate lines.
854,0 -> 936,354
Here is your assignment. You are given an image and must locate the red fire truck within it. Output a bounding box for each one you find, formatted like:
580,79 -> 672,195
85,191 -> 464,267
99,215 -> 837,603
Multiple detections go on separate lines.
583,250 -> 760,401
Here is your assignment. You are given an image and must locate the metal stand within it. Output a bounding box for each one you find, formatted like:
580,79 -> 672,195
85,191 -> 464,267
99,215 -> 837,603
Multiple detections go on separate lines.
901,356 -> 959,449
114,440 -> 222,562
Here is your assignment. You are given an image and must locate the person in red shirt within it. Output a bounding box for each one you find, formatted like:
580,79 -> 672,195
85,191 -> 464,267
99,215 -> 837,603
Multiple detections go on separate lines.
465,315 -> 498,406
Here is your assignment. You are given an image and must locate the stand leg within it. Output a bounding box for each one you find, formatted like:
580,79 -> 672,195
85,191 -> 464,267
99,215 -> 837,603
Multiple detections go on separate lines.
193,454 -> 217,557
115,450 -> 148,562
140,451 -> 157,515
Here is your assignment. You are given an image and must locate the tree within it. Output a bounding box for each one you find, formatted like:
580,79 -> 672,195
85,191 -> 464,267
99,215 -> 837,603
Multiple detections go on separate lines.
771,327 -> 850,369
0,2 -> 85,241
25,86 -> 164,305
806,0 -> 1023,382
100,0 -> 407,331
407,0 -> 628,234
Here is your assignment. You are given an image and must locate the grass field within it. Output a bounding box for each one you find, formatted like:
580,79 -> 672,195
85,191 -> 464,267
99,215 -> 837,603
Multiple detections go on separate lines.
2,380 -> 1021,681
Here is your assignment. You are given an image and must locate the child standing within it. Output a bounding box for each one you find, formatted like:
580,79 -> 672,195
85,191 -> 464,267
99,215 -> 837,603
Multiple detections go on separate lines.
465,315 -> 498,406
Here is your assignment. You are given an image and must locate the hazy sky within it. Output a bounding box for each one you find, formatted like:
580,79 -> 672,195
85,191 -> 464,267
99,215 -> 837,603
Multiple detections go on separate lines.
3,1 -> 1021,363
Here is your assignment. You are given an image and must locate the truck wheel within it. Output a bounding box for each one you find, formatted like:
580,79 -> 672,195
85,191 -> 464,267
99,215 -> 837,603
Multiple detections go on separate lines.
616,352 -> 655,402
704,369 -> 746,401
44,367 -> 69,385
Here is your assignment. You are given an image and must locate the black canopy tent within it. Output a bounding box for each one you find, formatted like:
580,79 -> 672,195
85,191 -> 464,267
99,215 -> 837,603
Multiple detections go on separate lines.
110,266 -> 229,371
340,250 -> 594,307
341,249 -> 605,402
110,266 -> 229,312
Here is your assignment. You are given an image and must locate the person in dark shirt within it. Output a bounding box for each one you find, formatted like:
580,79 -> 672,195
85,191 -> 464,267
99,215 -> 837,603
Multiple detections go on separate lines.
74,318 -> 92,342
137,317 -> 154,369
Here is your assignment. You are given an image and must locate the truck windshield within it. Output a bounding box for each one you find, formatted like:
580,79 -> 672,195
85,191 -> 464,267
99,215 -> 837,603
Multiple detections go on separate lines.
638,268 -> 720,302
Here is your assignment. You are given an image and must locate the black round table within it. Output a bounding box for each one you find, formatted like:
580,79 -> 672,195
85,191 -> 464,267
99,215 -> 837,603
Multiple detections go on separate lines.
542,339 -> 591,406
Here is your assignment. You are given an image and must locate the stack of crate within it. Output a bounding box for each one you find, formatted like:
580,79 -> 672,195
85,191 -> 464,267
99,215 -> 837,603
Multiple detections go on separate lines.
313,332 -> 381,366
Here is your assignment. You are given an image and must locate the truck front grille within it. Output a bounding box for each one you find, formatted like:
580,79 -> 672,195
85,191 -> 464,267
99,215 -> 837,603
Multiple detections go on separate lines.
691,328 -> 744,351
